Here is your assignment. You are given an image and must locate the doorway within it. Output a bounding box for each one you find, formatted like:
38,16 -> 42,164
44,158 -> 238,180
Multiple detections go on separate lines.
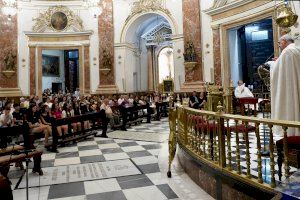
229,18 -> 274,92
158,47 -> 174,83
42,49 -> 79,93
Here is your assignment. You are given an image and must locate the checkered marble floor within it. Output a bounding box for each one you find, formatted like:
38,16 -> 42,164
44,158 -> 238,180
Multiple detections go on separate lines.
10,114 -> 295,199
10,117 -> 213,200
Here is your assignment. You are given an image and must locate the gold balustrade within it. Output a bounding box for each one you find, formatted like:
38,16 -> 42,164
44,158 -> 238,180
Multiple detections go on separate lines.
167,103 -> 300,190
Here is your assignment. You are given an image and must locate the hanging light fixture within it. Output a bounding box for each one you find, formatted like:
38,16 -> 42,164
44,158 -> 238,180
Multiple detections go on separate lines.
275,0 -> 298,28
1,0 -> 17,20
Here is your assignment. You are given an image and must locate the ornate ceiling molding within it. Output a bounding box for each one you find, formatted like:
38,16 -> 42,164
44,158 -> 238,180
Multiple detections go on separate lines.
125,0 -> 171,23
32,6 -> 84,32
204,0 -> 257,16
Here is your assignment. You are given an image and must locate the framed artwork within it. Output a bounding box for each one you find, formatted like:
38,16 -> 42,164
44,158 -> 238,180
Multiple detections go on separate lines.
51,11 -> 68,31
163,79 -> 174,93
42,55 -> 60,77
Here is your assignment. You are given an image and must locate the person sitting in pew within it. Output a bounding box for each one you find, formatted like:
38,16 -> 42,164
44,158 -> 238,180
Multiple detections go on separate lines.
0,106 -> 14,127
12,103 -> 24,125
51,103 -> 68,137
27,104 -> 52,148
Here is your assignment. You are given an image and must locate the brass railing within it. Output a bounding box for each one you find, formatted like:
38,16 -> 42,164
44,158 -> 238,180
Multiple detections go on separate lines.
168,104 -> 300,190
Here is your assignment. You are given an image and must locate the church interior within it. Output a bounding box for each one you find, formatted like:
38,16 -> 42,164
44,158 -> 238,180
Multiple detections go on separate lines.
0,0 -> 300,199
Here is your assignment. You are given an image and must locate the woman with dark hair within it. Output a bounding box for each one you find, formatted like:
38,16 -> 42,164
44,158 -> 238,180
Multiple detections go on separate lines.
72,97 -> 81,116
40,104 -> 52,126
27,104 -> 51,147
62,103 -> 81,133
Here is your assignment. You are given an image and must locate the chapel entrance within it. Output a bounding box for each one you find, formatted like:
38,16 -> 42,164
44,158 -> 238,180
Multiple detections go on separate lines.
228,18 -> 274,93
41,49 -> 79,94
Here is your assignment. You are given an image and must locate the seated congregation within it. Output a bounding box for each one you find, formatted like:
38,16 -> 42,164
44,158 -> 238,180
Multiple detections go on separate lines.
0,90 -> 172,196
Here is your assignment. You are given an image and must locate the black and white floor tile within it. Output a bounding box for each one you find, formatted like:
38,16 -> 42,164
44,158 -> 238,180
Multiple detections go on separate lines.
9,115 -> 295,199
10,117 -> 213,200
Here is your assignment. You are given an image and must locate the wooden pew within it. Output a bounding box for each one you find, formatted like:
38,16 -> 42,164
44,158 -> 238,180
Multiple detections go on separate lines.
0,124 -> 43,179
51,111 -> 107,147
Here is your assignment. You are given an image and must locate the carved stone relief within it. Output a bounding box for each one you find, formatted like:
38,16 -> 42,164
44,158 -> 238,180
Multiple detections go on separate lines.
32,6 -> 84,32
125,0 -> 171,23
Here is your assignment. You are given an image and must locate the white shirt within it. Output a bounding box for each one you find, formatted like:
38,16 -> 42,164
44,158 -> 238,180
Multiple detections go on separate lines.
100,103 -> 112,115
118,98 -> 124,105
0,113 -> 13,127
44,102 -> 53,109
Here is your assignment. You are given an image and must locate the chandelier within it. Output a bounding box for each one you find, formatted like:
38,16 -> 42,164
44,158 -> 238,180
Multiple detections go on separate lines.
83,0 -> 106,18
1,0 -> 17,20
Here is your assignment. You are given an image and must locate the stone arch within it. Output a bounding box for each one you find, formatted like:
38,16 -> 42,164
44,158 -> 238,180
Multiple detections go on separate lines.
120,10 -> 178,43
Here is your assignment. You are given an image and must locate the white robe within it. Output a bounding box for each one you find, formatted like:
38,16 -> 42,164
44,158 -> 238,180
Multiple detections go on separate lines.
271,43 -> 300,136
234,84 -> 254,98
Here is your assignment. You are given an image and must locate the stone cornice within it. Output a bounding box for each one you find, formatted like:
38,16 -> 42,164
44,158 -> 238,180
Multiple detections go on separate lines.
204,0 -> 256,16
24,31 -> 93,37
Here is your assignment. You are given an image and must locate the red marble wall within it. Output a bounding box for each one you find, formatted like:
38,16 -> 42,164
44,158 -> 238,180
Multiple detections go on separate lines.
0,1 -> 18,88
98,0 -> 114,85
182,0 -> 203,83
29,47 -> 36,95
84,46 -> 90,93
213,28 -> 222,85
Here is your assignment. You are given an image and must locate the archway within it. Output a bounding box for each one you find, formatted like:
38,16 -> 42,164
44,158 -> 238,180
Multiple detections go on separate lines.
117,11 -> 182,92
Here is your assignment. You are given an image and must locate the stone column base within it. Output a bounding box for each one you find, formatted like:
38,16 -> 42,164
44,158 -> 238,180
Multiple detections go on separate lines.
180,81 -> 205,93
96,85 -> 119,94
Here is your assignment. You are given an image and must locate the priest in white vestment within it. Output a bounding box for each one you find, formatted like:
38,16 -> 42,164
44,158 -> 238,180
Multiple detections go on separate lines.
234,80 -> 254,98
271,34 -> 300,136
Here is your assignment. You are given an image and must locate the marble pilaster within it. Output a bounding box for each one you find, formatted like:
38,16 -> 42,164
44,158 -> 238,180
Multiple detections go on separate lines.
212,25 -> 222,85
147,45 -> 154,91
97,0 -> 118,94
181,0 -> 205,92
0,2 -> 20,96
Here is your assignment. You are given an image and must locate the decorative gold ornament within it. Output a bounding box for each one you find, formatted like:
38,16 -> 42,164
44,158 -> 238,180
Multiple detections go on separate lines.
275,3 -> 298,28
32,6 -> 84,32
2,70 -> 16,78
184,62 -> 197,70
125,0 -> 171,23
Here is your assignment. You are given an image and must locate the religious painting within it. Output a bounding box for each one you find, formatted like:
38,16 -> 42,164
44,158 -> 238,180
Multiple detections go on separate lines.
42,55 -> 60,77
51,11 -> 68,31
163,80 -> 174,93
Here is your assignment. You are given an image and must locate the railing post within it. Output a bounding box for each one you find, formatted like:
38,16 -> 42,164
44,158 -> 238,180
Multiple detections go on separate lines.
183,109 -> 188,146
216,102 -> 226,168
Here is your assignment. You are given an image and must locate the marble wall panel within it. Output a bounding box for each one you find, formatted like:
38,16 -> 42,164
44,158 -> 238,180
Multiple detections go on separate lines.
98,0 -> 115,85
182,0 -> 203,82
0,1 -> 18,88
213,27 -> 222,85
29,47 -> 36,95
84,46 -> 90,93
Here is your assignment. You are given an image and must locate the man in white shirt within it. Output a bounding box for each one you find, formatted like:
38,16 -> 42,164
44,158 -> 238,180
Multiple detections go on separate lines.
234,80 -> 254,98
0,106 -> 14,127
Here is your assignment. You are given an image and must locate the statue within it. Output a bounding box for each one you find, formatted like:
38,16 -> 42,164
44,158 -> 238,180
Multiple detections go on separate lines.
3,48 -> 17,71
102,49 -> 112,69
183,41 -> 196,62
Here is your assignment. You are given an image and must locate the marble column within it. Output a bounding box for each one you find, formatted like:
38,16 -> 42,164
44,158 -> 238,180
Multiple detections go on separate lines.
97,0 -> 118,94
84,45 -> 90,93
147,45 -> 154,91
29,46 -> 36,95
181,0 -> 205,92
212,25 -> 222,85
0,4 -> 21,96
